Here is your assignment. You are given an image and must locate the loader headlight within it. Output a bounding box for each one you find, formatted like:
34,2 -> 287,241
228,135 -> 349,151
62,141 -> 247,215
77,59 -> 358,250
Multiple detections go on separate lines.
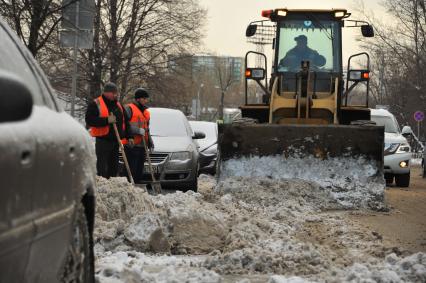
396,143 -> 411,153
170,151 -> 191,161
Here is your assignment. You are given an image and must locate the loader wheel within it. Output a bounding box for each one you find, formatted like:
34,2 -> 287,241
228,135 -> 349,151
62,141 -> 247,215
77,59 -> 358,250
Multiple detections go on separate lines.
395,173 -> 410,187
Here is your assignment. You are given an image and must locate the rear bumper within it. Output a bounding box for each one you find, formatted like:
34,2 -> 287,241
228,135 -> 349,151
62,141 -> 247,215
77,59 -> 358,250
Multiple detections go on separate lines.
384,152 -> 411,175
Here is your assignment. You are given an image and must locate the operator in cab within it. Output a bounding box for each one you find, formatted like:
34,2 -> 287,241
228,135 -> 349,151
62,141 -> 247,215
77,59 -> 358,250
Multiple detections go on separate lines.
279,35 -> 326,71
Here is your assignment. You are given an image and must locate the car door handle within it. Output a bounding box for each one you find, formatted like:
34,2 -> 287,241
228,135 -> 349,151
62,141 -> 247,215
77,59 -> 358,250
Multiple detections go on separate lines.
21,150 -> 32,166
69,145 -> 76,158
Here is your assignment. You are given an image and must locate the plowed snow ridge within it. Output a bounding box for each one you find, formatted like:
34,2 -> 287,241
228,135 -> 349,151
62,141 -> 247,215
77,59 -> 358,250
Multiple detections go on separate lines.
95,166 -> 425,282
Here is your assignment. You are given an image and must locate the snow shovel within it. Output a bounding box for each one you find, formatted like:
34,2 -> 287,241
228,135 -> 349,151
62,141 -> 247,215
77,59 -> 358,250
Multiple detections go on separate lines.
141,136 -> 162,194
112,122 -> 135,185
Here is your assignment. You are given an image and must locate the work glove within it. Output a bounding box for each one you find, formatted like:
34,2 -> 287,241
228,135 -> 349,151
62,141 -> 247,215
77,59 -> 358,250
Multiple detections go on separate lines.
148,137 -> 154,151
128,138 -> 135,147
107,113 -> 116,124
138,128 -> 146,136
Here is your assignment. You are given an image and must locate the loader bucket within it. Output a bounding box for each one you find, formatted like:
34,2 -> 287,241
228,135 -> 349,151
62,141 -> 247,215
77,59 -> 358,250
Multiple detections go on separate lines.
217,124 -> 385,210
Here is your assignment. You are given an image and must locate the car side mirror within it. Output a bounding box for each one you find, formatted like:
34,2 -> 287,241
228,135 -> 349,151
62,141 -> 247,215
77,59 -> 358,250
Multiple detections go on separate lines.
246,24 -> 257,37
0,71 -> 33,123
361,25 -> 374,37
193,131 -> 206,139
401,126 -> 413,137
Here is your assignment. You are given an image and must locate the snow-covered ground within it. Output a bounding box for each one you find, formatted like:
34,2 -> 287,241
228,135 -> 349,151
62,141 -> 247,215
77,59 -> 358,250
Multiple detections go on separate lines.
94,158 -> 425,283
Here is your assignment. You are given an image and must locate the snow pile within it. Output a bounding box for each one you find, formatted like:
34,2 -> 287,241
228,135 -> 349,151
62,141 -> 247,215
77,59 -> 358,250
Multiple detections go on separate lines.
95,176 -> 226,255
151,190 -> 227,254
94,176 -> 425,283
96,251 -> 221,283
220,155 -> 385,210
95,177 -> 171,253
338,252 -> 426,282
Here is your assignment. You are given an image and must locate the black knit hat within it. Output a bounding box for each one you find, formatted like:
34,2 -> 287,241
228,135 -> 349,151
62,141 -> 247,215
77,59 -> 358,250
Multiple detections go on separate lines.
103,82 -> 118,93
134,88 -> 149,99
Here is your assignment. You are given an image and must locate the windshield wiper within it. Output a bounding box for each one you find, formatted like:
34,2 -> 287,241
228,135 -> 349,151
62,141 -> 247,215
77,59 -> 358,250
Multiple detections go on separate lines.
307,13 -> 333,41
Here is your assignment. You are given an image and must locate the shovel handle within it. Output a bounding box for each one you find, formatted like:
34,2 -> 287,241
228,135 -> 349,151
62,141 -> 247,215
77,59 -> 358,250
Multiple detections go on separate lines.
112,123 -> 135,185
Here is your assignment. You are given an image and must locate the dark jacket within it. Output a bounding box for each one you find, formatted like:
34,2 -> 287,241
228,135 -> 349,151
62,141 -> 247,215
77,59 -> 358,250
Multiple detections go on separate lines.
85,95 -> 129,142
279,46 -> 326,71
124,102 -> 154,148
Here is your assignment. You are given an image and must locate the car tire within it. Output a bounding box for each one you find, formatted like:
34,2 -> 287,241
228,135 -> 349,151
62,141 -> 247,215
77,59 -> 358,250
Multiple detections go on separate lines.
385,174 -> 394,185
395,173 -> 410,187
60,204 -> 94,283
423,158 -> 426,178
189,170 -> 199,192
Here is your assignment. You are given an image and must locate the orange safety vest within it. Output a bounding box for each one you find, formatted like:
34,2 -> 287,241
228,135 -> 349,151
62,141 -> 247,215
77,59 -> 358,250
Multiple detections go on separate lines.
122,103 -> 150,145
89,96 -> 125,137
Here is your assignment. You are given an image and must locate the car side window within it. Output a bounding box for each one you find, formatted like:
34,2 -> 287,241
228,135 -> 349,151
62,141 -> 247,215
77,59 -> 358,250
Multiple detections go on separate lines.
0,25 -> 45,105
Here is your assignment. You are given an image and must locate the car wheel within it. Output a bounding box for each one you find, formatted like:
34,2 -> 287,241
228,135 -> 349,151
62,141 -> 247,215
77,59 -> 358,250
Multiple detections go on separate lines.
423,158 -> 426,178
60,204 -> 94,283
189,169 -> 199,192
395,173 -> 410,187
385,174 -> 394,185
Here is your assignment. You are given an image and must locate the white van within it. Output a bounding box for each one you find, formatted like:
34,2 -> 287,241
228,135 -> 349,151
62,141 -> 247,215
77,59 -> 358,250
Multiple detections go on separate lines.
370,109 -> 412,187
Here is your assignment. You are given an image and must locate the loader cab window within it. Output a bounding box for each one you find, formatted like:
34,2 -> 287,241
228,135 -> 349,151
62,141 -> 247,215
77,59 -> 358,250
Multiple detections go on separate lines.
277,18 -> 341,73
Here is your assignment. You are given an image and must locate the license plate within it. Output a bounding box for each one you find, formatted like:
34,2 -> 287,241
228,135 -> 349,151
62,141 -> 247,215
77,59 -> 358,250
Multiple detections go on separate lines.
144,165 -> 159,174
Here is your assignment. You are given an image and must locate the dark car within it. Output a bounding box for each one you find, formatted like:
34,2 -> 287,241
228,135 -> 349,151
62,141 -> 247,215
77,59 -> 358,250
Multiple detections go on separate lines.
189,121 -> 218,175
141,108 -> 205,191
0,18 -> 96,282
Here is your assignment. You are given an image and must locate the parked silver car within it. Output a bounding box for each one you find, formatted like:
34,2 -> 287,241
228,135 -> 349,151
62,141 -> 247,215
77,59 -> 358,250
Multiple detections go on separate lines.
142,108 -> 205,191
0,17 -> 96,282
189,121 -> 218,175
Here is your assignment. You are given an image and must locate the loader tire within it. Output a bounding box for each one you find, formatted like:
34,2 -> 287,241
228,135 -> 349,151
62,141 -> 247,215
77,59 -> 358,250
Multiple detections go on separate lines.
395,173 -> 410,187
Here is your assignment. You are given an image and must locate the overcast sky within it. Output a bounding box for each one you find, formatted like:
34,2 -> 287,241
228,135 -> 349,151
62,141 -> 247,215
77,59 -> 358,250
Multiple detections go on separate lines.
198,0 -> 389,60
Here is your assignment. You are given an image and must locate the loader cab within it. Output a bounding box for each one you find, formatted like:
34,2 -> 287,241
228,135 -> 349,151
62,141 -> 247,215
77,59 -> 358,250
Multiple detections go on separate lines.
243,9 -> 374,125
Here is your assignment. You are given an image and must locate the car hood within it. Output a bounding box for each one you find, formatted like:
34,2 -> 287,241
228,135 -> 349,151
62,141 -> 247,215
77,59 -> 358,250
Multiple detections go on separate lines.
199,140 -> 217,152
384,132 -> 407,144
151,136 -> 195,153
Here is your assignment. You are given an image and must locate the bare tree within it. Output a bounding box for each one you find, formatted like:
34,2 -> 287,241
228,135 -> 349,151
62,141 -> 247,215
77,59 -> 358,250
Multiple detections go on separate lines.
214,57 -> 239,120
0,0 -> 77,57
1,0 -> 206,110
357,0 -> 426,136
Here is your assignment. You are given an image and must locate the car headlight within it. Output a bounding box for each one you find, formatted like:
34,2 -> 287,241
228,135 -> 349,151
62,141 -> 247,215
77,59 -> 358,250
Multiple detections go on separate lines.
396,143 -> 410,153
385,143 -> 400,154
170,151 -> 191,161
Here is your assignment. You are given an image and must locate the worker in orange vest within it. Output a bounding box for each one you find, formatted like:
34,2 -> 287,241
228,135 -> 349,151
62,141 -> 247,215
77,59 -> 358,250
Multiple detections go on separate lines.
85,82 -> 129,178
122,88 -> 154,183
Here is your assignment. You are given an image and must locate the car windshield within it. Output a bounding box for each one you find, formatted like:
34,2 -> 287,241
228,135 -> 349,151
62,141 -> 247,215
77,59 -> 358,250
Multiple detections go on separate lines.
371,116 -> 399,133
150,110 -> 188,137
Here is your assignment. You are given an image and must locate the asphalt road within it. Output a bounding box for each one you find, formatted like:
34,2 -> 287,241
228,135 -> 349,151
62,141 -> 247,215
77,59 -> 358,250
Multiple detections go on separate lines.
350,165 -> 426,253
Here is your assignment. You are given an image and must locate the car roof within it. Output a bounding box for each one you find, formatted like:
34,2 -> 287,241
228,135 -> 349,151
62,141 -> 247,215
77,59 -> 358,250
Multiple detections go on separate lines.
370,108 -> 394,117
149,107 -> 185,117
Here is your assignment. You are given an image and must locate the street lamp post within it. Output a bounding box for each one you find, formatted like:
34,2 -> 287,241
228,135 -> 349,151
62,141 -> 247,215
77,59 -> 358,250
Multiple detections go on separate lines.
196,83 -> 204,120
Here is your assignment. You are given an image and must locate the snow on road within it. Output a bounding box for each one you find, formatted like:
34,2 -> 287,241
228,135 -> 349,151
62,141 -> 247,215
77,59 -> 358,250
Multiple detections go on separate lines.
94,168 -> 425,282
